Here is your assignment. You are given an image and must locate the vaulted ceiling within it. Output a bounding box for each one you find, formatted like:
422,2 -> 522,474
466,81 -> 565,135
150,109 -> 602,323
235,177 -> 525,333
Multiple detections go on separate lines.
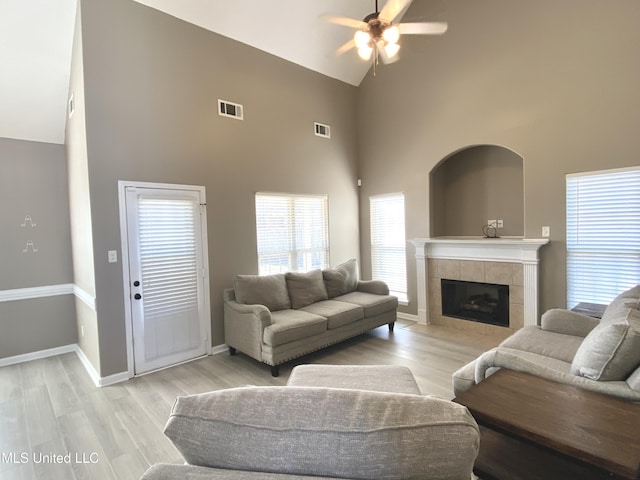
0,0 -> 408,145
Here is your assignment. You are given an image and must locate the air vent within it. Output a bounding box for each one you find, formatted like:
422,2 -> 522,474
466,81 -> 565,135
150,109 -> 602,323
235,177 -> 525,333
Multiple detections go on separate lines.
218,99 -> 243,120
314,122 -> 331,138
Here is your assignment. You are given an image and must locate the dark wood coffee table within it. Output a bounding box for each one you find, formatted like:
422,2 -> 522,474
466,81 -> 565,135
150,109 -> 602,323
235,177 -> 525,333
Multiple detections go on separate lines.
454,368 -> 640,480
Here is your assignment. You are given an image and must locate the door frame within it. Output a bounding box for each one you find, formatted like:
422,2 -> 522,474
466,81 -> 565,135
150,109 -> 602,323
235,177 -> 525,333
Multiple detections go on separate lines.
118,180 -> 212,378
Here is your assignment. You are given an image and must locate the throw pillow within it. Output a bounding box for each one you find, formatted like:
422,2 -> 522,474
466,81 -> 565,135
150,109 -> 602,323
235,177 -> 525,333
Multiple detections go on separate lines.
323,259 -> 359,298
570,308 -> 640,381
601,285 -> 640,323
285,269 -> 328,309
233,273 -> 290,311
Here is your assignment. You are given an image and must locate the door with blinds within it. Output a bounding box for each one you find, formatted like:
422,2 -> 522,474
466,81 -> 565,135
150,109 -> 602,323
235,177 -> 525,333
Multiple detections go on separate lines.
123,184 -> 210,375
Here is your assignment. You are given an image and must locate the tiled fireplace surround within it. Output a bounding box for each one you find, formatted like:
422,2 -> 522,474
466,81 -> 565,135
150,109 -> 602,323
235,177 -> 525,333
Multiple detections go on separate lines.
410,238 -> 549,335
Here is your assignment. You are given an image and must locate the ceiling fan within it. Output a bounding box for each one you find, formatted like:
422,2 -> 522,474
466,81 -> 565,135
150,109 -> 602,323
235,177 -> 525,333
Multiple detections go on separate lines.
325,0 -> 447,65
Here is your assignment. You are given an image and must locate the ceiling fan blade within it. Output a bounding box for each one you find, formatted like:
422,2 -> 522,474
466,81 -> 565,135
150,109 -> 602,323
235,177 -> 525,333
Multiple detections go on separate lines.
321,15 -> 367,29
379,0 -> 412,22
335,39 -> 356,56
399,22 -> 448,35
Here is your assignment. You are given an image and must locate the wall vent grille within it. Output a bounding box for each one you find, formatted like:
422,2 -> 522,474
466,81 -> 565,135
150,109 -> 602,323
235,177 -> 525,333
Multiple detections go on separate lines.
218,99 -> 243,120
314,122 -> 331,138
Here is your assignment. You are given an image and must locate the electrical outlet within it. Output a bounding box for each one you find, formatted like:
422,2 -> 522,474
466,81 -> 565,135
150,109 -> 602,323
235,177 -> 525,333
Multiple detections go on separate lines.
487,219 -> 496,227
497,219 -> 504,228
542,226 -> 550,237
108,250 -> 118,263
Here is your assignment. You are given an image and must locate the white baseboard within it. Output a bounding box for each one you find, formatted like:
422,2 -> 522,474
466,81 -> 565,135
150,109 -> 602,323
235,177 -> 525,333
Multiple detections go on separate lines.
0,343 -> 77,368
210,344 -> 228,355
74,346 -> 129,387
0,343 -> 129,387
397,311 -> 419,323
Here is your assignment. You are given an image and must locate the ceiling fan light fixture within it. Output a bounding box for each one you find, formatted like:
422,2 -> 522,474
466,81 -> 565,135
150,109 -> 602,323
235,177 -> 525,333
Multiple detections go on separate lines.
358,45 -> 373,60
354,30 -> 371,49
384,42 -> 400,58
383,25 -> 400,44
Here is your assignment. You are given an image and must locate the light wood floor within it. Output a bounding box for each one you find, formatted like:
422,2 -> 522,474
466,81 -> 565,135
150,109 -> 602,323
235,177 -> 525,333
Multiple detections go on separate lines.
0,320 -> 504,480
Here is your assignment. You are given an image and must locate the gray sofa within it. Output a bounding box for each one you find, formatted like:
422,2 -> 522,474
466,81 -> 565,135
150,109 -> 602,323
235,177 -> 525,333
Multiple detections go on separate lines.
140,364 -> 480,480
224,259 -> 398,376
453,285 -> 640,401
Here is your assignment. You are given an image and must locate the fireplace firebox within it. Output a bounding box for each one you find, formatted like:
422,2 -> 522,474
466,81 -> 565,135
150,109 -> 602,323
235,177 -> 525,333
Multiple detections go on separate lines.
441,279 -> 509,327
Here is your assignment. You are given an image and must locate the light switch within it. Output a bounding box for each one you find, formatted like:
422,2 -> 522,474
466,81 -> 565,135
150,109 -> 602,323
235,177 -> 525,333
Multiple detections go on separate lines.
108,250 -> 118,263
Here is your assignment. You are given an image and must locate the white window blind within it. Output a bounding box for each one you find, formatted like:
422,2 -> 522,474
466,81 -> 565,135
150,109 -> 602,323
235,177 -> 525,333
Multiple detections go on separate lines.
138,197 -> 199,316
566,167 -> 640,308
370,193 -> 407,303
255,193 -> 329,275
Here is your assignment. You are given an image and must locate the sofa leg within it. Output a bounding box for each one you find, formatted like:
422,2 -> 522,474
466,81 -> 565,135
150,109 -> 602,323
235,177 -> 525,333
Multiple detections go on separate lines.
229,346 -> 237,356
388,322 -> 395,332
270,365 -> 280,377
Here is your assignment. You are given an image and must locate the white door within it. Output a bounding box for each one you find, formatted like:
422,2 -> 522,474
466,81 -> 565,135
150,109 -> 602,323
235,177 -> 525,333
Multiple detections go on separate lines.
123,184 -> 210,374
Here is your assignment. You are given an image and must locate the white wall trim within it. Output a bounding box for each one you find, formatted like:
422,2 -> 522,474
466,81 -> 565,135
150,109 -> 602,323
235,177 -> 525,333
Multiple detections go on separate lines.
74,346 -> 129,387
0,283 -> 96,311
397,312 -> 419,323
0,343 -> 77,368
1,343 -> 129,387
210,344 -> 228,355
73,284 -> 96,310
0,283 -> 74,302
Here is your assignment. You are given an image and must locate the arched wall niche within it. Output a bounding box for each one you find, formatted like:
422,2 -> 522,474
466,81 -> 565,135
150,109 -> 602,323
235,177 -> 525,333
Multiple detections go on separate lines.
430,144 -> 524,237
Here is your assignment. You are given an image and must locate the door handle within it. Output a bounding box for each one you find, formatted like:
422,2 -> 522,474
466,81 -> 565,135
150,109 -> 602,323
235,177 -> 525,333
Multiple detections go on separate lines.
134,293 -> 142,300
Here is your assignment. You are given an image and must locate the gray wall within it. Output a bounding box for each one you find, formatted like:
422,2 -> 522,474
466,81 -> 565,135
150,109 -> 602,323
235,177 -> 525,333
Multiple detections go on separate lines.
357,0 -> 640,316
0,137 -> 76,358
78,0 -> 360,376
66,1 -> 100,372
430,145 -> 524,237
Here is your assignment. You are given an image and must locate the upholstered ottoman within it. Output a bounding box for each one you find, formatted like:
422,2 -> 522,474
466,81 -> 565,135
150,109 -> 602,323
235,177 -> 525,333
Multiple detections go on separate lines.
287,364 -> 422,394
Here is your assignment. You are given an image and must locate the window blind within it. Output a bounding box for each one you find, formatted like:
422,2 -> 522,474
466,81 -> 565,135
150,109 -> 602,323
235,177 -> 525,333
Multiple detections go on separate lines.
138,197 -> 199,316
255,193 -> 329,275
566,167 -> 640,308
370,193 -> 408,303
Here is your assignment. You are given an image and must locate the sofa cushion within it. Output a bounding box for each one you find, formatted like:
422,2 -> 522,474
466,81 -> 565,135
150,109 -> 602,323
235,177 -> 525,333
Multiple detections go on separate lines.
234,274 -> 290,311
285,269 -> 328,309
322,259 -> 359,298
571,308 -> 640,381
264,310 -> 327,346
300,300 -> 363,329
140,463 -> 331,480
333,291 -> 398,317
287,364 -> 421,394
500,326 -> 584,364
164,386 -> 479,480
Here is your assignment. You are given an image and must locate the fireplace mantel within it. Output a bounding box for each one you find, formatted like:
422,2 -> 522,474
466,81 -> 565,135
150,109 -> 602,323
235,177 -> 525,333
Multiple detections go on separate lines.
410,237 -> 549,328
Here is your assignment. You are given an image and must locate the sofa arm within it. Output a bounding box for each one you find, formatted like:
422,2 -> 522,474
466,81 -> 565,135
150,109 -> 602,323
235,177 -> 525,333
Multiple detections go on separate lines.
224,300 -> 272,362
357,280 -> 389,296
540,308 -> 599,338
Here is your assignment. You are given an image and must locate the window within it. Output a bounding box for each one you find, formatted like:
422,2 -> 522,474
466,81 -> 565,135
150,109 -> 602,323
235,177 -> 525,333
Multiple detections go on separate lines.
370,193 -> 408,303
566,167 -> 640,308
255,193 -> 329,275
